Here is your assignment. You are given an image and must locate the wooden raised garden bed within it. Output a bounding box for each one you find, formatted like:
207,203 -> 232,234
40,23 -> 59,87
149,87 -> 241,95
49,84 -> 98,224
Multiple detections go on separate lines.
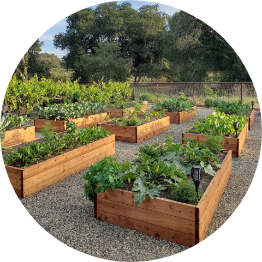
98,116 -> 170,143
95,150 -> 232,247
1,126 -> 35,147
182,123 -> 248,157
248,110 -> 255,130
5,135 -> 115,198
162,106 -> 196,124
107,104 -> 148,118
34,112 -> 109,132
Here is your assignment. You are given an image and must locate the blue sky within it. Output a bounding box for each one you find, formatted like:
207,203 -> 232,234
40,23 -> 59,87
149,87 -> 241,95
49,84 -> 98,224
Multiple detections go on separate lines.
40,1 -> 180,58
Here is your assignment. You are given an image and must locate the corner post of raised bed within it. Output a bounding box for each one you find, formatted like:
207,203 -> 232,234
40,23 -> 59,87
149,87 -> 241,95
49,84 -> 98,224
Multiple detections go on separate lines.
94,186 -> 98,219
195,207 -> 200,245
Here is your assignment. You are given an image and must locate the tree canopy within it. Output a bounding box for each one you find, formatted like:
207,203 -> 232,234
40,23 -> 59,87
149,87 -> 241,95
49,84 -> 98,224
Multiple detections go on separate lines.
45,3 -> 251,82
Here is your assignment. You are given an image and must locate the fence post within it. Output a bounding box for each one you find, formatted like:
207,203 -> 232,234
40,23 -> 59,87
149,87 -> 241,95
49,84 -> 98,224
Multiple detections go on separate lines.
193,83 -> 195,104
157,84 -> 159,101
241,83 -> 243,102
132,85 -> 135,101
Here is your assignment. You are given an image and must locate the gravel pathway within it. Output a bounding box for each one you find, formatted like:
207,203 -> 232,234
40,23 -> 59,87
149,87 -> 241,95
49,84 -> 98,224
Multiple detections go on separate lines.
19,108 -> 261,261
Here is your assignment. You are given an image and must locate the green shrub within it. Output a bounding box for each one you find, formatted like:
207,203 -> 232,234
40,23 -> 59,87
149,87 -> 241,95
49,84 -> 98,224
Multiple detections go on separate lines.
171,180 -> 204,204
204,98 -> 213,108
205,135 -> 223,154
139,92 -> 157,103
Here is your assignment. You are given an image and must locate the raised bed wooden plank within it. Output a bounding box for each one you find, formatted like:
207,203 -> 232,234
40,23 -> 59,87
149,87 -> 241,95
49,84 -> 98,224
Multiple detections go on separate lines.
1,126 -> 35,147
97,188 -> 196,221
97,198 -> 195,235
95,151 -> 232,247
157,107 -> 196,124
5,135 -> 115,198
98,116 -> 170,143
196,151 -> 232,242
107,104 -> 147,118
34,112 -> 108,132
182,123 -> 248,157
97,209 -> 196,247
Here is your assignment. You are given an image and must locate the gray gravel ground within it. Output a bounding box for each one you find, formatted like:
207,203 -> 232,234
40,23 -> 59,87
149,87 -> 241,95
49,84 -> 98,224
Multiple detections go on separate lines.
19,108 -> 261,261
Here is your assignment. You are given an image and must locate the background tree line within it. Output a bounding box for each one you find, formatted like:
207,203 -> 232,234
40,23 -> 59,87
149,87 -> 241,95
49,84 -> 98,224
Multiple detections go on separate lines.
16,2 -> 251,83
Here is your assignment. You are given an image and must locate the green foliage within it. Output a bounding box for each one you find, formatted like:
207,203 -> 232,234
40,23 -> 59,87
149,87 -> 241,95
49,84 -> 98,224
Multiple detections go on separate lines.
65,120 -> 78,133
213,100 -> 251,116
188,112 -> 248,137
205,135 -> 223,154
40,122 -> 58,142
83,135 -> 221,206
4,125 -> 111,168
204,98 -> 213,108
83,157 -> 126,202
8,114 -> 31,127
81,42 -> 128,82
154,95 -> 195,113
121,116 -> 143,127
204,86 -> 217,98
171,180 -> 204,204
0,116 -> 13,142
38,102 -> 106,121
139,92 -> 157,103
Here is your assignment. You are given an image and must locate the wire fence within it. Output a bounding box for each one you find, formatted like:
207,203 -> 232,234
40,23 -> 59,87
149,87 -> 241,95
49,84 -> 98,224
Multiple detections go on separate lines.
130,82 -> 259,109
79,81 -> 259,109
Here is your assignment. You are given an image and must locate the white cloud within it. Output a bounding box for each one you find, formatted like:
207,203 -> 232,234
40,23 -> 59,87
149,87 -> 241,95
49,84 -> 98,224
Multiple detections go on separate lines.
40,50 -> 69,59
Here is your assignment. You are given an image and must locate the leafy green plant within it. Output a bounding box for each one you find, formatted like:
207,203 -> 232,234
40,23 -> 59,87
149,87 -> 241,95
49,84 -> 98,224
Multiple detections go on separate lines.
213,100 -> 251,116
8,114 -> 31,127
84,135 -> 221,206
188,112 -> 248,137
111,118 -> 119,125
153,95 -> 194,113
0,116 -> 13,142
83,157 -> 126,202
38,102 -> 107,121
171,180 -> 204,204
139,92 -> 157,103
40,122 -> 58,142
121,116 -> 143,127
4,125 -> 111,168
204,85 -> 217,98
205,135 -> 223,154
204,98 -> 213,108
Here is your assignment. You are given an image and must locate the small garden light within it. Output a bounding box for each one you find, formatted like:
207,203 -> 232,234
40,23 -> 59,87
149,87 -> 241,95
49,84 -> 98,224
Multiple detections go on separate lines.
234,121 -> 239,138
251,101 -> 255,110
191,165 -> 203,198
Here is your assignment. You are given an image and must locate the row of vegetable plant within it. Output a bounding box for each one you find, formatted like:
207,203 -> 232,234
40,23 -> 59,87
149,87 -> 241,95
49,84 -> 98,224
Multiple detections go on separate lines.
213,100 -> 251,116
187,112 -> 248,137
84,135 -> 221,205
3,122 -> 111,168
0,114 -> 32,142
5,75 -> 133,114
153,93 -> 195,113
38,102 -> 107,121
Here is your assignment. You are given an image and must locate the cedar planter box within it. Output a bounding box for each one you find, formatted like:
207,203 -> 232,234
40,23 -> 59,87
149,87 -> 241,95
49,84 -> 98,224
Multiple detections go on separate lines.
182,123 -> 248,157
5,135 -> 115,198
98,116 -> 170,143
34,112 -> 109,132
107,104 -> 147,118
1,126 -> 35,147
160,106 -> 196,124
95,150 -> 232,247
248,110 -> 255,130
